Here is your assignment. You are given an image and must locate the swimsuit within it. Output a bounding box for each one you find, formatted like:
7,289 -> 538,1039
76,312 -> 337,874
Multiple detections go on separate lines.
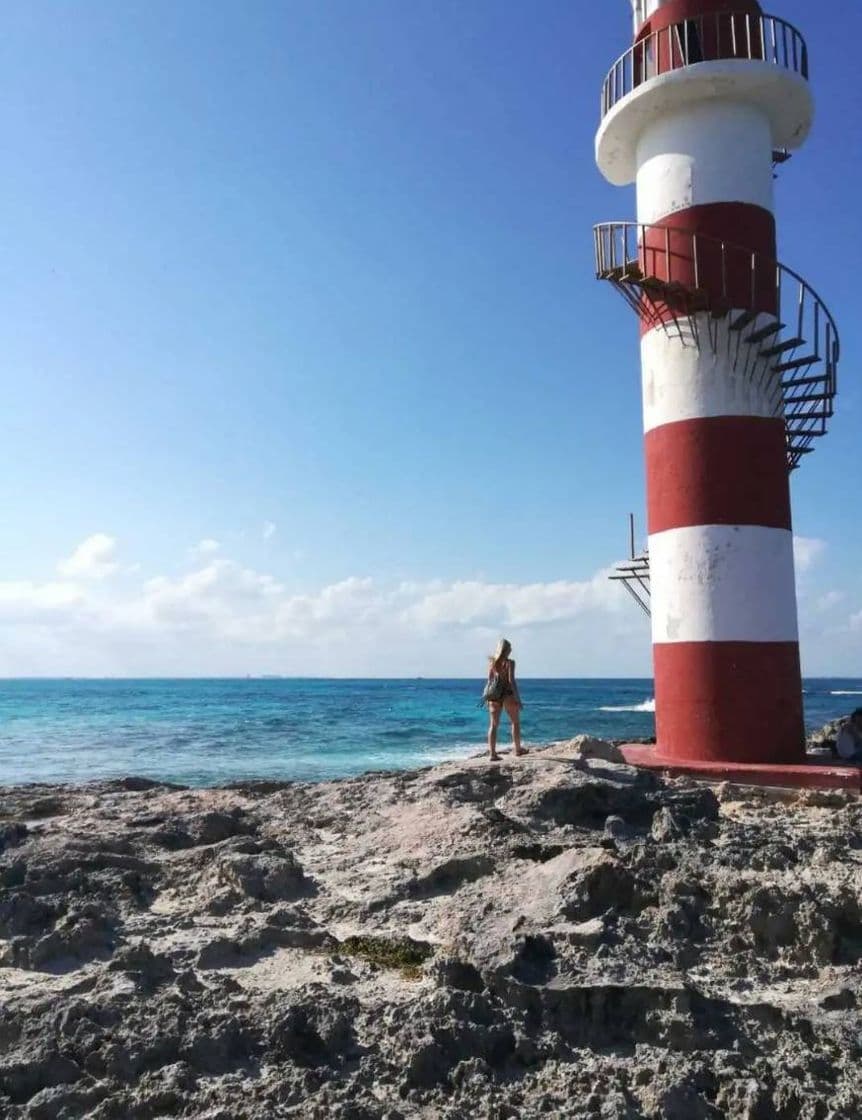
493,662 -> 515,701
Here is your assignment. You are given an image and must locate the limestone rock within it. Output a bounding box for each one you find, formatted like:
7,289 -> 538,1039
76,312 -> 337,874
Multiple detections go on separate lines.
0,746 -> 859,1118
217,850 -> 307,902
562,735 -> 627,764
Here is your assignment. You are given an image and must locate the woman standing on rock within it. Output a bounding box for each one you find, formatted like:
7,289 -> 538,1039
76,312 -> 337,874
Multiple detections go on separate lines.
484,638 -> 526,761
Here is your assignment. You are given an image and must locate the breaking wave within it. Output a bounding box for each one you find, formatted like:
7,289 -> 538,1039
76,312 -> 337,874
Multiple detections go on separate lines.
831,691 -> 862,696
599,698 -> 656,714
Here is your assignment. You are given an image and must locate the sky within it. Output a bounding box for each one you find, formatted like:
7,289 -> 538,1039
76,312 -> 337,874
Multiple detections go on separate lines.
1,0 -> 861,678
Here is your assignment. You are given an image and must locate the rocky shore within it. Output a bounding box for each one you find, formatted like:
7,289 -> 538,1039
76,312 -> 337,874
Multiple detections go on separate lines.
1,738 -> 861,1119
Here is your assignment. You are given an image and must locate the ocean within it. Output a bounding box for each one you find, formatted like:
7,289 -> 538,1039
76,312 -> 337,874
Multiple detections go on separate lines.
0,678 -> 859,787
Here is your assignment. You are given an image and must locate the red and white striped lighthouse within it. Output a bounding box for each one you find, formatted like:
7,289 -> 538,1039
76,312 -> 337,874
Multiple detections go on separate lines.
595,3 -> 845,778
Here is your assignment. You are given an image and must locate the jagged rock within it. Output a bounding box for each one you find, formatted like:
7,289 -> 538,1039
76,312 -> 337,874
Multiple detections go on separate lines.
105,777 -> 185,792
22,797 -> 67,819
807,718 -> 845,754
603,813 -> 638,848
820,986 -> 856,1010
547,917 -> 606,948
107,942 -> 176,988
190,809 -> 255,846
0,823 -> 27,854
0,890 -> 55,938
564,735 -> 627,764
431,956 -> 485,992
2,901 -> 117,970
0,748 -> 859,1118
217,851 -> 307,901
651,806 -> 684,842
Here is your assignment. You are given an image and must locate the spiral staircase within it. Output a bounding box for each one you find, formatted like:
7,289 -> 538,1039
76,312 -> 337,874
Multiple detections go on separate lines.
596,221 -> 840,615
594,221 -> 839,471
596,222 -> 840,615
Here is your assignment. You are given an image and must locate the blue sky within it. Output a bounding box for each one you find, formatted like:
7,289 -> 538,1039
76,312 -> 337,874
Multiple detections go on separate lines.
1,0 -> 860,676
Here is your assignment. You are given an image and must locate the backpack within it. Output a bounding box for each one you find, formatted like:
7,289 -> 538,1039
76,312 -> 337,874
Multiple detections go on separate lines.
482,673 -> 506,704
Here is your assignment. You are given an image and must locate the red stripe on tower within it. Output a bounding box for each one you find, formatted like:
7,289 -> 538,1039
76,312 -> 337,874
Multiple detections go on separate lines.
637,204 -> 777,336
645,417 -> 791,534
653,643 -> 804,764
634,0 -> 763,41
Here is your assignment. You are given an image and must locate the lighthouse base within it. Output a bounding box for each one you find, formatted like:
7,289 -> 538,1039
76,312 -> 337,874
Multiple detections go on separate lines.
619,744 -> 862,792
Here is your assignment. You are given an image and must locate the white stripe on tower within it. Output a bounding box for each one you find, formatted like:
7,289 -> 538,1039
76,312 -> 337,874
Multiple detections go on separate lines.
648,525 -> 798,644
636,100 -> 774,225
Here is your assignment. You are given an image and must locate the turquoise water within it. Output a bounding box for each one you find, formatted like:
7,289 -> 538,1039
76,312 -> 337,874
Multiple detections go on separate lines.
0,678 -> 859,787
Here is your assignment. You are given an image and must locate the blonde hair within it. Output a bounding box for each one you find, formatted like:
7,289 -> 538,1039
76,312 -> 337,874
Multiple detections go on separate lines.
489,638 -> 512,670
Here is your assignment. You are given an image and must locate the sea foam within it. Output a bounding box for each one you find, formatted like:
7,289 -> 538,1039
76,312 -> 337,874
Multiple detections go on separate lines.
599,698 -> 656,713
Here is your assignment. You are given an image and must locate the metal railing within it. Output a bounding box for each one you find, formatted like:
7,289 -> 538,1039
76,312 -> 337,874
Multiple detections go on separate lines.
609,517 -> 650,616
610,555 -> 651,617
601,12 -> 808,117
594,221 -> 840,469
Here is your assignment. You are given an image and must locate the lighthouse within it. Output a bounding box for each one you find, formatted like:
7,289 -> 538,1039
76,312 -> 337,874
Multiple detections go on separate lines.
594,3 -> 851,784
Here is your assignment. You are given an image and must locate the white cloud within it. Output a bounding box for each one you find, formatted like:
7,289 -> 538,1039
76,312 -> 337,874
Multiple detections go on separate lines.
140,559 -> 284,636
12,531 -> 862,677
192,538 -> 221,556
400,572 -> 620,630
0,540 -> 647,676
0,581 -> 85,622
793,536 -> 826,574
56,534 -> 119,580
262,522 -> 277,541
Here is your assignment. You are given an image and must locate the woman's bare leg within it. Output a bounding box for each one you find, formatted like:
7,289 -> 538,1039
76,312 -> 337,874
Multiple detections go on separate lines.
487,703 -> 502,760
504,698 -> 526,756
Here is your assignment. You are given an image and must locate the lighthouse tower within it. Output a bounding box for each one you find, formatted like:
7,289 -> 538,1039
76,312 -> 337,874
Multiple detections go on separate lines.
595,3 -> 845,780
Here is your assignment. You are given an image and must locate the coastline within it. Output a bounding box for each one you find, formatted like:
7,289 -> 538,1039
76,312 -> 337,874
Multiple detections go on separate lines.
1,738 -> 860,1118
3,676 -> 858,788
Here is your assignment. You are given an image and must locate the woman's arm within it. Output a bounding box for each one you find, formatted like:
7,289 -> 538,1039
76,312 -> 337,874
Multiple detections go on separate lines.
510,661 -> 522,707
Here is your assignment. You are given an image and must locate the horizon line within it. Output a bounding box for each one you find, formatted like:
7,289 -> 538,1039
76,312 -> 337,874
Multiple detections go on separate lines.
0,675 -> 856,682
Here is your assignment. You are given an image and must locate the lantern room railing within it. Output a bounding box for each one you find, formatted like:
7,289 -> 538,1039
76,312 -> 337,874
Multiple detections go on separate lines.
594,221 -> 840,470
602,11 -> 808,117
